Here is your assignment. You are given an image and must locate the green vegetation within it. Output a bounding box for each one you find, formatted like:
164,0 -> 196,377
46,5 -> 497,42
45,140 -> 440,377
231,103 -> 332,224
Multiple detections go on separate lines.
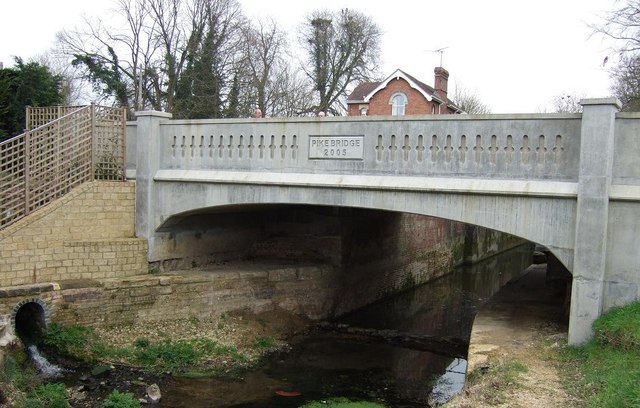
18,383 -> 69,408
300,397 -> 386,407
252,335 -> 276,349
463,359 -> 529,405
43,323 -> 249,373
44,323 -> 93,358
560,300 -> 640,407
2,353 -> 41,395
102,390 -> 141,408
592,301 -> 640,351
0,58 -> 63,140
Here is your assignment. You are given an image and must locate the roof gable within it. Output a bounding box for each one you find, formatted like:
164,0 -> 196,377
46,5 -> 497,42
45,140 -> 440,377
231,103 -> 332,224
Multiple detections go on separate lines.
363,69 -> 439,103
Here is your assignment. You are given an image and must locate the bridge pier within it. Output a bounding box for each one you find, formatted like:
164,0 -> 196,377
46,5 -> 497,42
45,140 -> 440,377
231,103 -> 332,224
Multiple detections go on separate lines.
569,98 -> 620,345
134,111 -> 173,254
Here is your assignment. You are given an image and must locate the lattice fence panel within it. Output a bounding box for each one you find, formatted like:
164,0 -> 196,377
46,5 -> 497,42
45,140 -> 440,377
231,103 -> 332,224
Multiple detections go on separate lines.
26,106 -> 85,130
25,108 -> 94,213
94,106 -> 126,181
1,104 -> 126,230
0,135 -> 27,228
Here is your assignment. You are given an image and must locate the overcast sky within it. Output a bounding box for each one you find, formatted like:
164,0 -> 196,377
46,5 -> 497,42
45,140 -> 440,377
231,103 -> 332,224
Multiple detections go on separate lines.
1,0 -> 620,113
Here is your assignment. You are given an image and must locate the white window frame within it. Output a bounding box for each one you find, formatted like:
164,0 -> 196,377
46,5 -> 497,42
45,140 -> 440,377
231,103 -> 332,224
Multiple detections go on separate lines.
390,93 -> 407,116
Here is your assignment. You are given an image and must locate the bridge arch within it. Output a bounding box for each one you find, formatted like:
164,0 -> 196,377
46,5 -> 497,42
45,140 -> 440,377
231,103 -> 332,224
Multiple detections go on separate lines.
153,182 -> 576,271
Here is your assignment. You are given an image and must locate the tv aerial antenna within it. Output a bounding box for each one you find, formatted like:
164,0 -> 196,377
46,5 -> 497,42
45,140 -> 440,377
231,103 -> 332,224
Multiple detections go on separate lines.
429,46 -> 449,67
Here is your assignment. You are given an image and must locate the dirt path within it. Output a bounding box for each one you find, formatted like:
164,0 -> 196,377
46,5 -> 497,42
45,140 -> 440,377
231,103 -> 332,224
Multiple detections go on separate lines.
445,264 -> 575,408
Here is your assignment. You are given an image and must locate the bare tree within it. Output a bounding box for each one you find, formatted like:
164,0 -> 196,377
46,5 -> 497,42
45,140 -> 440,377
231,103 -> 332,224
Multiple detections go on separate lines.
610,54 -> 640,111
452,85 -> 491,114
592,0 -> 640,110
551,93 -> 584,113
299,9 -> 381,115
56,0 -> 247,117
591,0 -> 640,55
34,51 -> 93,105
57,0 -> 155,114
272,67 -> 315,117
239,18 -> 291,117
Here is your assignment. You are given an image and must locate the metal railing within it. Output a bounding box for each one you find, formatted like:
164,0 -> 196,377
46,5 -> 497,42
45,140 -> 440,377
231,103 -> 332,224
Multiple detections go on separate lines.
0,104 -> 126,230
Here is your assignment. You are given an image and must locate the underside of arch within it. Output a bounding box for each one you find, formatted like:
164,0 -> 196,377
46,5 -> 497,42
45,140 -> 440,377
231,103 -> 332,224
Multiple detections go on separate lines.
151,182 -> 576,272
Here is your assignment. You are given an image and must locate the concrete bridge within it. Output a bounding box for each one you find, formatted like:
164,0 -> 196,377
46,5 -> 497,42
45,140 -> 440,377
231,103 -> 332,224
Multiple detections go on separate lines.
127,98 -> 640,345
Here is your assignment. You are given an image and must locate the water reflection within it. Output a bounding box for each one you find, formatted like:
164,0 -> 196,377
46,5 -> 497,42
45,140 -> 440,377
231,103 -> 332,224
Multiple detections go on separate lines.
160,244 -> 533,407
429,358 -> 467,405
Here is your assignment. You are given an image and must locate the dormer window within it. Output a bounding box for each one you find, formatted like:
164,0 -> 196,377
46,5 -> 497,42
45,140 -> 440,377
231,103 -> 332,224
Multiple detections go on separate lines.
390,93 -> 407,116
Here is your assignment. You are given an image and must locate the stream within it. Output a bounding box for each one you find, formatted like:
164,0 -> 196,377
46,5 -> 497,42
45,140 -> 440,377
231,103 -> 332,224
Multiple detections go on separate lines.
22,244 -> 535,407
156,244 -> 534,407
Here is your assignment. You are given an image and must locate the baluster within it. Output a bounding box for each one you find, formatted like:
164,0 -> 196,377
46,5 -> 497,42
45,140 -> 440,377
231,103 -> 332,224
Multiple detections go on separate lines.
552,135 -> 564,164
290,135 -> 298,160
504,135 -> 514,164
520,135 -> 531,164
536,135 -> 546,164
280,135 -> 287,160
488,135 -> 498,164
444,135 -> 453,162
458,135 -> 468,163
416,135 -> 425,162
402,135 -> 411,161
473,135 -> 483,164
389,135 -> 397,162
430,135 -> 439,162
375,135 -> 384,161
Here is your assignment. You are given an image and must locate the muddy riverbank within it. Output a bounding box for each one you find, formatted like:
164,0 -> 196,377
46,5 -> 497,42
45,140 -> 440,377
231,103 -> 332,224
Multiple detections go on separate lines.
445,263 -> 571,407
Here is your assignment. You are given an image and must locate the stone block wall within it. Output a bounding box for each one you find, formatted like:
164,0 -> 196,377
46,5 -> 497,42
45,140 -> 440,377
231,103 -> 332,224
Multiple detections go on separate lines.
0,181 -> 147,286
42,264 -> 340,328
333,212 -> 525,316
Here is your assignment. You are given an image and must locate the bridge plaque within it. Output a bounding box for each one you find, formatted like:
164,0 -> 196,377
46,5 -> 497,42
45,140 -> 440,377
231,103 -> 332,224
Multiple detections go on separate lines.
308,135 -> 364,160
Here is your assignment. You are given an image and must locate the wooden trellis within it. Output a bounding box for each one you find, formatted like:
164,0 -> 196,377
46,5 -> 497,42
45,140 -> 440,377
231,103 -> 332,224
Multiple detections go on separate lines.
0,104 -> 126,230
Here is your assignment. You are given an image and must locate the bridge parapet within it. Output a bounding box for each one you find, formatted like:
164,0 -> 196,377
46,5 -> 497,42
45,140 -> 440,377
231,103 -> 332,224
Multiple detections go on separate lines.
134,114 -> 582,181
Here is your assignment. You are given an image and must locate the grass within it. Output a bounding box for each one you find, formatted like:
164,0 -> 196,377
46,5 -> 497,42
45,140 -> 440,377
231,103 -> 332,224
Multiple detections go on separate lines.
44,323 -> 93,358
20,383 -> 70,408
2,354 -> 41,393
252,335 -> 276,349
43,323 -> 250,374
299,397 -> 386,407
102,390 -> 141,408
463,358 -> 529,405
559,300 -> 640,407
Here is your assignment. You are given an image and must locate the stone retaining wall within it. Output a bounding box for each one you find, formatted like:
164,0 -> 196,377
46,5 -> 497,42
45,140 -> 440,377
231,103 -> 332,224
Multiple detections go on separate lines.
0,264 -> 339,335
0,181 -> 147,286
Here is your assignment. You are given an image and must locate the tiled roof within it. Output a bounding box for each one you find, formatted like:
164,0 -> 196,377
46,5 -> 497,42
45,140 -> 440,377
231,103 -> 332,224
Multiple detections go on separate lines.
347,81 -> 380,103
346,69 -> 462,112
401,70 -> 437,97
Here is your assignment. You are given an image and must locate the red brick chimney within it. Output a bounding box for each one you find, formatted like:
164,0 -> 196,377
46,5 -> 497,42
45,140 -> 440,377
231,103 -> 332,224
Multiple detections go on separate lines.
434,67 -> 449,105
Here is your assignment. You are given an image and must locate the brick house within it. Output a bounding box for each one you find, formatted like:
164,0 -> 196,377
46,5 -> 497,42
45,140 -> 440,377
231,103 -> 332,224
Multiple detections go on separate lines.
347,67 -> 463,116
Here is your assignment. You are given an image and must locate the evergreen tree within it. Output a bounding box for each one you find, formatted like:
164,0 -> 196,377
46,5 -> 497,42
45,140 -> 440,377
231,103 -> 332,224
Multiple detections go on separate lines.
0,58 -> 63,140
